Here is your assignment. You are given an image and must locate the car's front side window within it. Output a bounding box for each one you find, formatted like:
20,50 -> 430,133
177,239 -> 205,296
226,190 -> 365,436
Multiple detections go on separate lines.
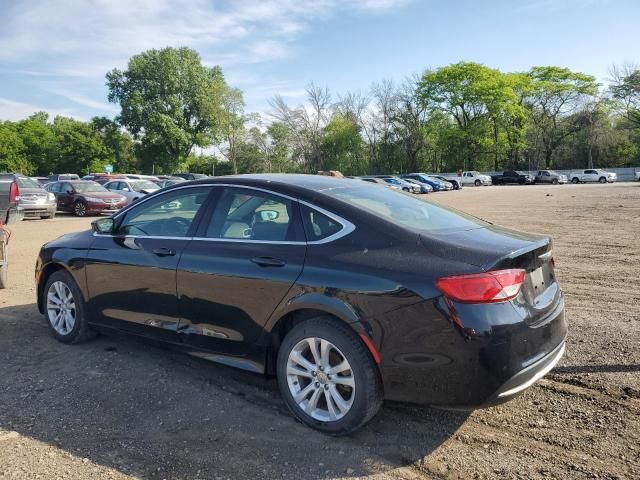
117,187 -> 210,237
204,188 -> 294,242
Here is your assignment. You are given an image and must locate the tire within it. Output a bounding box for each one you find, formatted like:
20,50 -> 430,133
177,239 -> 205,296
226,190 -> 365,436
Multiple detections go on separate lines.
474,179 -> 481,186
451,181 -> 459,190
73,201 -> 87,217
277,316 -> 383,435
572,177 -> 579,184
42,270 -> 95,344
599,177 -> 607,183
551,179 -> 558,185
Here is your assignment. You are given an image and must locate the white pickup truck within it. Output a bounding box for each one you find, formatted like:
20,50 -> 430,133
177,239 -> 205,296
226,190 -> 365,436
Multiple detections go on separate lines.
459,171 -> 492,186
569,169 -> 617,184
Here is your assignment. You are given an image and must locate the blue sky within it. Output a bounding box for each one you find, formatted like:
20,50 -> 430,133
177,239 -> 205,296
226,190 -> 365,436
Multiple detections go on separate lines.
1,0 -> 638,122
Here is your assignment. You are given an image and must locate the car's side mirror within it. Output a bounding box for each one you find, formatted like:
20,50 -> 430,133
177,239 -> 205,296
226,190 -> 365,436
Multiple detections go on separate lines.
258,210 -> 279,222
66,189 -> 74,194
122,187 -> 130,192
92,217 -> 114,234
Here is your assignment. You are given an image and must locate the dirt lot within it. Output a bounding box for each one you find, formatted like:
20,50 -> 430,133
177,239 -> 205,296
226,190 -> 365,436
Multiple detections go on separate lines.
1,183 -> 639,480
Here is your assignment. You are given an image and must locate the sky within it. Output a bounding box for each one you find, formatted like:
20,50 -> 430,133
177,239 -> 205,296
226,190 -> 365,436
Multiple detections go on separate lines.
0,0 -> 638,122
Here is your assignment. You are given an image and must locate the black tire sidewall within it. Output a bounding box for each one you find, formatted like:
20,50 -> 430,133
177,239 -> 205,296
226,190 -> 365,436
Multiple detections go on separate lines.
277,317 -> 382,435
43,270 -> 88,344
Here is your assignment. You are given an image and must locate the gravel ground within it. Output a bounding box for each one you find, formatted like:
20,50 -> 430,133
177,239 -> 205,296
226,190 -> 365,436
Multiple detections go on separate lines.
0,182 -> 639,480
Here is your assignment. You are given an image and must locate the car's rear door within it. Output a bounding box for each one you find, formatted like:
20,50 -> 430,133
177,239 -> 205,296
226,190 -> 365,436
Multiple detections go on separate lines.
176,186 -> 306,359
84,186 -> 212,341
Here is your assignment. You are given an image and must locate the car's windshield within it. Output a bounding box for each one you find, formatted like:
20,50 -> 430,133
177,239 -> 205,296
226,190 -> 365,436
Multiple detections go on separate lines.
330,184 -> 486,233
73,183 -> 108,193
131,181 -> 159,192
384,178 -> 400,185
17,177 -> 42,189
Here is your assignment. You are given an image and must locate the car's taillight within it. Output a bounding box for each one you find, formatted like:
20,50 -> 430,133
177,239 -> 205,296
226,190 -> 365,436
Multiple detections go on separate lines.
9,181 -> 20,203
436,269 -> 525,304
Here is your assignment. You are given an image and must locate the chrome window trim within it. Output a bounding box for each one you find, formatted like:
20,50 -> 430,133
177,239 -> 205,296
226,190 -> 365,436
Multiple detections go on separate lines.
102,182 -> 355,245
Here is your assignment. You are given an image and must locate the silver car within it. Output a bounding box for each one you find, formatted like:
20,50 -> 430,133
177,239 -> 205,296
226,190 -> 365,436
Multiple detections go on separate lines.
535,170 -> 568,184
17,176 -> 57,219
103,179 -> 160,205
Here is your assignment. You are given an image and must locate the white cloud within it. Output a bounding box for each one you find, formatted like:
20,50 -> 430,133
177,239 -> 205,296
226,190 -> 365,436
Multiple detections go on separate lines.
0,98 -> 77,122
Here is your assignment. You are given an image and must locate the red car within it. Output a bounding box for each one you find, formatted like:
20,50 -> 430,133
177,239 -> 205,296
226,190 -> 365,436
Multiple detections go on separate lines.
45,180 -> 127,216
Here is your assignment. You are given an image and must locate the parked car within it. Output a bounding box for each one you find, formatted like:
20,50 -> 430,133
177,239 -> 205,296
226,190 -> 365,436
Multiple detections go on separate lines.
174,172 -> 209,181
45,180 -> 127,216
430,174 -> 462,190
0,175 -> 23,289
48,173 -> 80,183
460,171 -> 492,186
491,170 -> 534,185
402,177 -> 434,194
534,170 -> 568,185
0,175 -> 24,224
636,171 -> 640,182
35,174 -> 566,435
374,176 -> 421,193
570,169 -> 617,184
358,177 -> 400,189
123,174 -> 160,182
32,177 -> 50,186
155,177 -> 187,189
15,176 -> 57,219
82,174 -> 127,185
400,173 -> 452,191
103,179 -> 160,204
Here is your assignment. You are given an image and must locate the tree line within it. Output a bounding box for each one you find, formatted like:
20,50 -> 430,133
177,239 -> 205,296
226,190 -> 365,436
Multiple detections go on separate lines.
1,47 -> 639,177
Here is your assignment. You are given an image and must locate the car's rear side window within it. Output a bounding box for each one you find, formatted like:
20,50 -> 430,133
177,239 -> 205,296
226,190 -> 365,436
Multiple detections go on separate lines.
300,205 -> 343,242
330,185 -> 486,233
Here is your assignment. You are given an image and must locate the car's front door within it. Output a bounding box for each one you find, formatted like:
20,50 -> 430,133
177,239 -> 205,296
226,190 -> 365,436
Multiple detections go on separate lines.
176,186 -> 306,360
84,186 -> 212,340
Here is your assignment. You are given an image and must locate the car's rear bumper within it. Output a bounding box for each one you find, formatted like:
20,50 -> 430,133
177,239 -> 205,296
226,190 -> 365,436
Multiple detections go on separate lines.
482,340 -> 565,406
376,291 -> 567,408
4,206 -> 24,224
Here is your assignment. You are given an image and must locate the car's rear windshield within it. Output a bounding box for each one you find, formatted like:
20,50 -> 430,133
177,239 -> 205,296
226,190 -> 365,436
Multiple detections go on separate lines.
131,181 -> 159,192
74,183 -> 108,193
17,177 -> 42,189
330,184 -> 487,233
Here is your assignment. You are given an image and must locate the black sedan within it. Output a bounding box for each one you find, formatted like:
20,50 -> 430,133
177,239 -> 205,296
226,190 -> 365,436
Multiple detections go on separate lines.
36,175 -> 567,435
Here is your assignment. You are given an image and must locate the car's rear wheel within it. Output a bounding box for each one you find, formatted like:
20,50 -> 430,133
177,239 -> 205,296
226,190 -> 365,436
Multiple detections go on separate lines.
474,179 -> 481,186
73,201 -> 87,217
43,270 -> 94,344
277,316 -> 383,435
572,177 -> 579,184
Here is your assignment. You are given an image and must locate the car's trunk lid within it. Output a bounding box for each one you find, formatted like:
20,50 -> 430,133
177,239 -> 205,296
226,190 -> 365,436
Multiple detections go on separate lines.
420,225 -> 560,324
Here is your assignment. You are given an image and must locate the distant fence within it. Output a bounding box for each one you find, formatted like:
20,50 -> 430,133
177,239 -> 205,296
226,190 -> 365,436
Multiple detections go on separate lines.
441,167 -> 640,182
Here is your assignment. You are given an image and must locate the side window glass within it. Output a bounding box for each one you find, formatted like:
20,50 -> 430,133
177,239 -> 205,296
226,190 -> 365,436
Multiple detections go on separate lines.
301,205 -> 343,242
118,187 -> 210,237
206,188 -> 293,241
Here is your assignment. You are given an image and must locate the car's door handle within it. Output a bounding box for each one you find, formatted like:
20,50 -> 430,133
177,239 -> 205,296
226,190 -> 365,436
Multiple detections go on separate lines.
251,256 -> 285,267
152,247 -> 176,257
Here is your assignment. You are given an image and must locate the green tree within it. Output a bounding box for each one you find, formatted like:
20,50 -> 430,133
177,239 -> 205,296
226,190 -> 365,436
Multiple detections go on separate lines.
106,47 -> 227,172
91,117 -> 138,173
527,66 -> 599,167
16,112 -> 56,175
0,122 -> 33,174
320,114 -> 366,175
50,116 -> 112,174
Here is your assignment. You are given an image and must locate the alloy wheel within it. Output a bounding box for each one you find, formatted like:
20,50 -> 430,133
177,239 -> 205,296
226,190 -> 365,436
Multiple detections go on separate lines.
47,281 -> 76,335
74,202 -> 87,216
286,337 -> 355,422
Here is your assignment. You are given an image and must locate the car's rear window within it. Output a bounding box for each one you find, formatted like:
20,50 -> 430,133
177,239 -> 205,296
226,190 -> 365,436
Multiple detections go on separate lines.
74,183 -> 108,193
17,177 -> 41,189
330,184 -> 487,233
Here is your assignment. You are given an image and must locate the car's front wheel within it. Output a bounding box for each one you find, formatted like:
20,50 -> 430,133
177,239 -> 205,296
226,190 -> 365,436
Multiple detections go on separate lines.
73,201 -> 87,217
572,177 -> 579,184
599,177 -> 607,183
43,270 -> 95,344
277,316 -> 383,435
